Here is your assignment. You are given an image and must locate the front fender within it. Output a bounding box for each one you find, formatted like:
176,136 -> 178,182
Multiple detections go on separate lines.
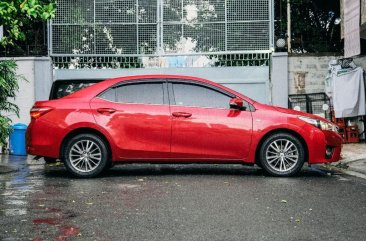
246,110 -> 323,164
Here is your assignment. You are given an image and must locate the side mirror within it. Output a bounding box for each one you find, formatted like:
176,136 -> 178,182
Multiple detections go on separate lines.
229,97 -> 245,110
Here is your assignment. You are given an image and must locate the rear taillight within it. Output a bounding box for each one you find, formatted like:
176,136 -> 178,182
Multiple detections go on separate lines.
30,107 -> 53,119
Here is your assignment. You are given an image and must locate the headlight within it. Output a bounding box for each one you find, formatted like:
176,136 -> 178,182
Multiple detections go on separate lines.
298,116 -> 338,132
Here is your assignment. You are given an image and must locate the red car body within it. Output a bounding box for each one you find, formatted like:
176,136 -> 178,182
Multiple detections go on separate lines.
26,75 -> 342,176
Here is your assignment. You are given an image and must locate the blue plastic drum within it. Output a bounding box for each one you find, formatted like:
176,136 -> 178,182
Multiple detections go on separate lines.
9,123 -> 28,156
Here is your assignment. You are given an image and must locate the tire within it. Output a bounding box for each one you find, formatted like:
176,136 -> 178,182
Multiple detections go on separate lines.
63,134 -> 110,178
258,133 -> 305,177
44,157 -> 57,164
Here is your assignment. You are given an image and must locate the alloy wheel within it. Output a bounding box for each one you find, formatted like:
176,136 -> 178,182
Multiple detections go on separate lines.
265,139 -> 299,173
69,140 -> 102,173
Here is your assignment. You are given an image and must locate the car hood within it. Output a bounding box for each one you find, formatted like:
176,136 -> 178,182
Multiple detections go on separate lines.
254,102 -> 331,123
273,106 -> 331,123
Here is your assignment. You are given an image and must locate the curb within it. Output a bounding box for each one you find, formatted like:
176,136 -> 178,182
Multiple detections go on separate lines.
347,159 -> 366,176
325,158 -> 366,180
339,155 -> 366,164
342,170 -> 366,180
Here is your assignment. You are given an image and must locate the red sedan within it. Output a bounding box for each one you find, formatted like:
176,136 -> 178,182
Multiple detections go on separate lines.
26,75 -> 342,177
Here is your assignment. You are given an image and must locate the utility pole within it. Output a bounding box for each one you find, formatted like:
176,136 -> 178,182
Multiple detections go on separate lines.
287,0 -> 291,53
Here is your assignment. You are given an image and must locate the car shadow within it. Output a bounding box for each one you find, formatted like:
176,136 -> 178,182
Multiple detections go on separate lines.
42,163 -> 340,179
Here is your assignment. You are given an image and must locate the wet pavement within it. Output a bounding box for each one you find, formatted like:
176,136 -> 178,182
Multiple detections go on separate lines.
1,155 -> 366,241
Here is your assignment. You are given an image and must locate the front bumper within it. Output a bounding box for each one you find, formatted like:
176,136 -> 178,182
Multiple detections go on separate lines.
307,129 -> 343,164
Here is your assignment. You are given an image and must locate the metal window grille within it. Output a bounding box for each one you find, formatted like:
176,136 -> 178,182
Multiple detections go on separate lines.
50,0 -> 274,68
288,93 -> 332,120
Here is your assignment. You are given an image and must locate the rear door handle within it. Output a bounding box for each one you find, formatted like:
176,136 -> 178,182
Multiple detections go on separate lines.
172,112 -> 192,118
97,108 -> 116,114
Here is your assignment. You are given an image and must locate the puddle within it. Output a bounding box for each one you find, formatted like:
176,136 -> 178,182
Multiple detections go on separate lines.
33,218 -> 59,225
5,199 -> 27,205
1,208 -> 27,216
33,217 -> 81,241
59,225 -> 81,236
118,184 -> 141,190
0,156 -> 44,218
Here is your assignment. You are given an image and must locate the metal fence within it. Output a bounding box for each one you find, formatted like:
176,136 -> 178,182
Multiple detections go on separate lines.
52,53 -> 270,69
50,0 -> 274,68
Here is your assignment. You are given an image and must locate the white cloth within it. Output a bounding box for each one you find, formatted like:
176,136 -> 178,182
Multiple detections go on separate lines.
333,67 -> 366,118
325,62 -> 341,98
344,0 -> 361,57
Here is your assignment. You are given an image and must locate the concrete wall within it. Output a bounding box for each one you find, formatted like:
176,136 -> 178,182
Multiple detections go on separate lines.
55,66 -> 271,104
354,56 -> 366,71
2,55 -> 363,126
0,57 -> 53,125
288,55 -> 366,95
271,52 -> 288,107
33,58 -> 53,101
288,55 -> 341,95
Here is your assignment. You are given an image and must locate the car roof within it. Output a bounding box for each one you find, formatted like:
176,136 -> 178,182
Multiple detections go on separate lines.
63,74 -> 256,104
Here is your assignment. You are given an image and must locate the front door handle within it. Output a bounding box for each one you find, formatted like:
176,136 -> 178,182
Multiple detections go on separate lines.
172,112 -> 192,118
97,108 -> 116,114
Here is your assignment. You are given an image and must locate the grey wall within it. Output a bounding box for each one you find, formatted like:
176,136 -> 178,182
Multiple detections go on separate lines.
288,55 -> 342,95
55,66 -> 270,104
271,52 -> 288,107
34,58 -> 53,101
0,57 -> 53,125
288,55 -> 366,95
354,56 -> 366,71
3,54 -> 363,126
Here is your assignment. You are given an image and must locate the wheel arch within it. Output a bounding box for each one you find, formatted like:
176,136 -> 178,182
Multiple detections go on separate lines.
60,127 -> 113,161
254,128 -> 309,165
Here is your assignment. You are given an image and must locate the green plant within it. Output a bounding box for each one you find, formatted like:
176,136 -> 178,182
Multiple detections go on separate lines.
0,60 -> 24,146
0,1 -> 55,147
275,0 -> 342,53
0,0 -> 56,46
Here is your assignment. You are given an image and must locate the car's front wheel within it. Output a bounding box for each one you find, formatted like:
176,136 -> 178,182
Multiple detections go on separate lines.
258,133 -> 305,176
63,134 -> 110,178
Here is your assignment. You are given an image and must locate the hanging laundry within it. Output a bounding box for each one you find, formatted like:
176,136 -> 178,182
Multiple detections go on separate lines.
332,66 -> 366,118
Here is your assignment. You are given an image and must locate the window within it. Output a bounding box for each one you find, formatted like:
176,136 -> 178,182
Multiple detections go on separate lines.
115,83 -> 165,105
99,88 -> 116,101
50,80 -> 101,100
172,83 -> 232,109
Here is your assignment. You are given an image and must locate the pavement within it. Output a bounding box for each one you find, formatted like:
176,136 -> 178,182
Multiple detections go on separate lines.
322,143 -> 366,180
0,154 -> 43,174
1,154 -> 366,241
1,143 -> 366,177
1,143 -> 366,179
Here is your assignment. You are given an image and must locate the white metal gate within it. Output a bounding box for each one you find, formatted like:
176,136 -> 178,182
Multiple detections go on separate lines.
50,0 -> 273,57
50,0 -> 274,103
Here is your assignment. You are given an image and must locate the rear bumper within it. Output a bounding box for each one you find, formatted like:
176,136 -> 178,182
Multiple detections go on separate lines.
308,129 -> 343,164
26,119 -> 64,158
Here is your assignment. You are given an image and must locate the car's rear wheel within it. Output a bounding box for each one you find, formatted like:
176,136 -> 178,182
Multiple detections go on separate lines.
258,133 -> 305,176
63,134 -> 110,178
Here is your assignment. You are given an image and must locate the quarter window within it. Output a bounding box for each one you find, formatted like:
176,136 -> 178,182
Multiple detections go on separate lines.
172,83 -> 231,109
99,88 -> 115,101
